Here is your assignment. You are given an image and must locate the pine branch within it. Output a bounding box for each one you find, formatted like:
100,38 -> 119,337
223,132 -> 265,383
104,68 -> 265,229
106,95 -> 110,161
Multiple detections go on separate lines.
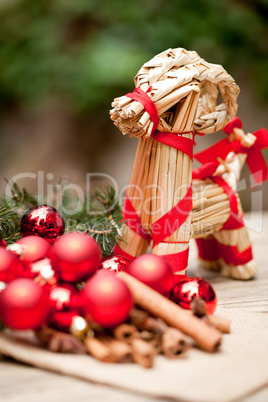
0,182 -> 124,255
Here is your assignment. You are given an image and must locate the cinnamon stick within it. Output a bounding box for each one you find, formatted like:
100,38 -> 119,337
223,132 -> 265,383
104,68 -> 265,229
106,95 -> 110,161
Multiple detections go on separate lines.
131,338 -> 155,368
36,326 -> 87,354
137,330 -> 162,354
118,272 -> 222,352
113,324 -> 138,343
84,337 -> 115,363
129,308 -> 165,334
208,316 -> 231,334
191,297 -> 231,334
100,337 -> 133,363
162,327 -> 189,359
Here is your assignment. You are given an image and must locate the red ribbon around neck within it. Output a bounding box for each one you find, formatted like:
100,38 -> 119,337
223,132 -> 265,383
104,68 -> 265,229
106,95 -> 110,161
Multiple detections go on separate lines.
151,130 -> 194,160
126,88 -> 159,133
194,117 -> 268,184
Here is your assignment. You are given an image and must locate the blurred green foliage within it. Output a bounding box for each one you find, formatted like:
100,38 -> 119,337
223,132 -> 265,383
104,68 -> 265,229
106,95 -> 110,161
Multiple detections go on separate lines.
0,0 -> 267,115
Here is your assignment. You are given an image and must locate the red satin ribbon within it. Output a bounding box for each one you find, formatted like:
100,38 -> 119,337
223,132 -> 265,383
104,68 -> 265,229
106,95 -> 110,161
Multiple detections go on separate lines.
151,184 -> 192,247
122,193 -> 152,243
159,247 -> 189,273
113,244 -> 136,262
151,130 -> 194,161
194,117 -> 268,184
216,243 -> 253,266
195,237 -> 253,266
195,238 -> 220,262
126,88 -> 159,133
223,116 -> 242,134
210,176 -> 244,230
192,162 -> 220,180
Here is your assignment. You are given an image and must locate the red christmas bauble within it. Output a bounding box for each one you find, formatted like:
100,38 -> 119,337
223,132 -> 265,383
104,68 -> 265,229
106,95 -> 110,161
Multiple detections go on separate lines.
100,255 -> 130,273
26,258 -> 58,291
170,277 -> 217,315
48,311 -> 86,333
50,232 -> 102,283
0,247 -> 24,283
0,278 -> 49,329
16,236 -> 52,263
127,254 -> 174,296
0,238 -> 7,248
0,282 -> 7,293
20,205 -> 65,244
48,282 -> 81,313
82,271 -> 133,328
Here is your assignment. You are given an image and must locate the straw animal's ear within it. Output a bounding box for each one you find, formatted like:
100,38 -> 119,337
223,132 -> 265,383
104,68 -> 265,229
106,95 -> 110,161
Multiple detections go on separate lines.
193,65 -> 240,134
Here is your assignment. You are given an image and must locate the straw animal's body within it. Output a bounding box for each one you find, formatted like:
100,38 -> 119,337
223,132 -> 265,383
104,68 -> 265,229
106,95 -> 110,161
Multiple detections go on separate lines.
110,48 -> 265,280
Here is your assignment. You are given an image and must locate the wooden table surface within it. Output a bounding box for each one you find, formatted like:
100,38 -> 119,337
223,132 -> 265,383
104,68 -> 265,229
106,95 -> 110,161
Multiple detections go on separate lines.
1,212 -> 268,402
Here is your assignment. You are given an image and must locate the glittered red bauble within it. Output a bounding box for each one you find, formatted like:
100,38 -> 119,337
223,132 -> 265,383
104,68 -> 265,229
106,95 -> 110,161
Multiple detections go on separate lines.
49,282 -> 81,314
0,278 -> 49,330
0,247 -> 24,283
127,254 -> 174,296
50,232 -> 102,283
100,255 -> 130,273
170,277 -> 217,315
82,270 -> 133,328
0,238 -> 7,248
20,205 -> 65,244
16,236 -> 52,263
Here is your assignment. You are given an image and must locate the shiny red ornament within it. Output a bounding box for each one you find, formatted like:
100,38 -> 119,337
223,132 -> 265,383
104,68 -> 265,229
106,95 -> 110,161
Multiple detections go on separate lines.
0,278 -> 49,330
127,254 -> 174,296
16,236 -> 52,263
50,232 -> 102,283
20,205 -> 65,244
0,282 -> 7,293
170,277 -> 217,315
100,255 -> 130,273
0,238 -> 7,248
82,270 -> 133,328
48,282 -> 81,314
0,247 -> 24,283
48,311 -> 84,333
27,258 -> 58,290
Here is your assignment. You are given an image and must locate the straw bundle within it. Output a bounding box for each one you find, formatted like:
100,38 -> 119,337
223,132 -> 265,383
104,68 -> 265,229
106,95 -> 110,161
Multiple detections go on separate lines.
110,48 -> 239,138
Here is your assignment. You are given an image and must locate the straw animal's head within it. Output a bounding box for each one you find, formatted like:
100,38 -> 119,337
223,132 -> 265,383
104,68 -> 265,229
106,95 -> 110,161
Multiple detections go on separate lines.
110,47 -> 240,138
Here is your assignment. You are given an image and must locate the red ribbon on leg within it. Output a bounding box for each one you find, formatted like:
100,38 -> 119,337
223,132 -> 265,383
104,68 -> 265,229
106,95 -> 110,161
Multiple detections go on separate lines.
195,238 -> 220,262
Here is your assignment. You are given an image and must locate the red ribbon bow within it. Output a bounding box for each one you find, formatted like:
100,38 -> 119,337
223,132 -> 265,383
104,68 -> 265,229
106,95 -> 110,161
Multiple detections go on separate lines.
194,117 -> 268,184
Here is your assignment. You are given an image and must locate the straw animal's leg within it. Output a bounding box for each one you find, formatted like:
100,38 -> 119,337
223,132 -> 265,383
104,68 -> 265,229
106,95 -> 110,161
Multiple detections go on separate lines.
213,225 -> 258,280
